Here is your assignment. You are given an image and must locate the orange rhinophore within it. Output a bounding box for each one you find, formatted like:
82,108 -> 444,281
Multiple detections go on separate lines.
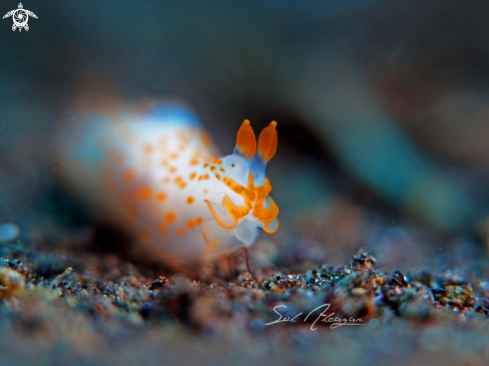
257,121 -> 278,163
234,119 -> 257,160
56,99 -> 279,264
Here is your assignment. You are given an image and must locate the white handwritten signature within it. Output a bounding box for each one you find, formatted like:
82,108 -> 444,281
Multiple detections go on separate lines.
265,304 -> 367,330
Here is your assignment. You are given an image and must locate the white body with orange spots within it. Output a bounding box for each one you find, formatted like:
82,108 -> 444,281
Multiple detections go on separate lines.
57,99 -> 279,263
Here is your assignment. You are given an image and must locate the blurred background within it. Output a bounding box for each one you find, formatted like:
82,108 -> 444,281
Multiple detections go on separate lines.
2,0 -> 489,266
4,2 -> 489,365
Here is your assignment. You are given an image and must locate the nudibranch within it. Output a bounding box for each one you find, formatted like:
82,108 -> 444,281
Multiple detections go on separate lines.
56,99 -> 279,263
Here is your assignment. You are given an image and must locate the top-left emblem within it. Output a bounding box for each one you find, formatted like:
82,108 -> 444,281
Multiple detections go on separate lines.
3,3 -> 37,32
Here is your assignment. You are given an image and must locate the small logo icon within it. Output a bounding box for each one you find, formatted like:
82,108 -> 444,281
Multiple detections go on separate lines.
3,3 -> 37,32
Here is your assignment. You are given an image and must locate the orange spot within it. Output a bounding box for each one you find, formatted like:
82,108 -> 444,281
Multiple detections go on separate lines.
187,196 -> 194,205
169,152 -> 178,160
186,220 -> 195,229
140,186 -> 152,199
122,169 -> 136,181
236,119 -> 257,159
175,176 -> 182,183
189,172 -> 197,180
157,223 -> 168,233
177,228 -> 186,237
190,158 -> 199,166
215,174 -> 221,180
203,189 -> 208,194
210,166 -> 216,171
204,174 -> 210,180
217,159 -> 222,165
195,217 -> 203,225
143,144 -> 153,154
169,166 -> 177,174
156,192 -> 166,201
179,182 -> 187,189
198,175 -> 205,181
220,168 -> 225,173
257,121 -> 278,163
203,163 -> 209,168
165,213 -> 176,223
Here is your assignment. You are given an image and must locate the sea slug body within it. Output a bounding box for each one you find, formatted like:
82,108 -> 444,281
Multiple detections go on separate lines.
56,99 -> 279,264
